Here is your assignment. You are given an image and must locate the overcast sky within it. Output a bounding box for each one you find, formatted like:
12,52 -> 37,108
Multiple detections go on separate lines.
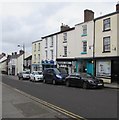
0,0 -> 118,55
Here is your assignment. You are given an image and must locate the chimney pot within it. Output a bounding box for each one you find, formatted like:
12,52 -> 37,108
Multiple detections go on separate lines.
60,24 -> 70,32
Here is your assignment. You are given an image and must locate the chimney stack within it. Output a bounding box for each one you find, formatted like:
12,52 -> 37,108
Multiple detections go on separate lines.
60,23 -> 70,32
84,9 -> 94,22
116,1 -> 119,11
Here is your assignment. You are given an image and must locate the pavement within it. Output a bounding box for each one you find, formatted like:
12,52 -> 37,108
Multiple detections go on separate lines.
104,82 -> 119,89
1,83 -> 70,119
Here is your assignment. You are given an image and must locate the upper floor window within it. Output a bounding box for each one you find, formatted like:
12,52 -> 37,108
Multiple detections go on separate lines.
45,50 -> 48,59
81,41 -> 87,54
38,43 -> 40,51
34,44 -> 36,51
38,54 -> 40,63
51,50 -> 53,60
34,54 -> 36,63
45,38 -> 48,48
83,41 -> 87,52
82,25 -> 87,36
50,36 -> 53,47
103,36 -> 110,52
103,18 -> 110,31
64,46 -> 67,57
63,33 -> 67,42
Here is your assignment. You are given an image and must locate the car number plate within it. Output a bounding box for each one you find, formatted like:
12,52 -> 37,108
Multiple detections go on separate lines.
98,83 -> 102,86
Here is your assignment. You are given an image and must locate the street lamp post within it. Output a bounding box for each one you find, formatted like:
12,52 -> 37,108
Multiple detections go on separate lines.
18,43 -> 25,71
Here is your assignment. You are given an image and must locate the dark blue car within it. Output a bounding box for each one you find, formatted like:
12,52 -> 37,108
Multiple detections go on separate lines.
43,68 -> 68,85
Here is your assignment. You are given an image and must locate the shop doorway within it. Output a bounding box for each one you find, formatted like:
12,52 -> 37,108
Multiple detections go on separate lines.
112,60 -> 119,83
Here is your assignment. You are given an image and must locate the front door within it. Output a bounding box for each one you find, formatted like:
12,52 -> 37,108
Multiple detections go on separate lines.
112,60 -> 119,83
12,66 -> 15,75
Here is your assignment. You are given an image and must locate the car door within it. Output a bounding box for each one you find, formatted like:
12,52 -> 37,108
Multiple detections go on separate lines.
30,72 -> 34,80
78,75 -> 84,87
69,75 -> 76,86
48,69 -> 54,82
44,69 -> 51,82
72,75 -> 80,86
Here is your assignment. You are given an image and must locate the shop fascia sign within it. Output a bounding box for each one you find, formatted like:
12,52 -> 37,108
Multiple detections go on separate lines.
58,61 -> 72,65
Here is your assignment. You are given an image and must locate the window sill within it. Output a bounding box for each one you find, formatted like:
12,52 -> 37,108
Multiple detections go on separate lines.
63,55 -> 67,57
103,29 -> 111,32
81,52 -> 87,54
81,34 -> 87,37
102,51 -> 110,53
63,41 -> 67,43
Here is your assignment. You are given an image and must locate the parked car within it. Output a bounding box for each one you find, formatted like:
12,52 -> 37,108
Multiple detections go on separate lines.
43,68 -> 68,84
30,71 -> 43,82
17,71 -> 30,80
65,73 -> 104,89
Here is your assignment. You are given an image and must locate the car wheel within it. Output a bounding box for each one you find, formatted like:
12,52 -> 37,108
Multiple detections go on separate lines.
29,78 -> 32,81
43,78 -> 46,83
83,82 -> 88,89
53,79 -> 56,85
66,80 -> 70,87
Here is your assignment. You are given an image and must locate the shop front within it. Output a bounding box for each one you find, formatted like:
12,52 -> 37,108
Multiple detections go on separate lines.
32,64 -> 42,72
95,57 -> 119,83
56,58 -> 76,74
41,60 -> 56,70
76,58 -> 94,75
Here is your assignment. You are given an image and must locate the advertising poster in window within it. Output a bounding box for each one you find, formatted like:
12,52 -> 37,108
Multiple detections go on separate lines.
96,61 -> 111,77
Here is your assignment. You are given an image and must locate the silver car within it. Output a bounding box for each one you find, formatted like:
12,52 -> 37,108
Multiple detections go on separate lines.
18,71 -> 30,80
30,71 -> 43,82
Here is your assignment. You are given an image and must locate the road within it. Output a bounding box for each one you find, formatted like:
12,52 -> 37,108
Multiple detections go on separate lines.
2,75 -> 118,119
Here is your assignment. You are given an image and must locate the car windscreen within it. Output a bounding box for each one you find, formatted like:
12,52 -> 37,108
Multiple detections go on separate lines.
54,68 -> 61,75
23,71 -> 30,74
80,73 -> 94,78
34,72 -> 42,75
58,68 -> 67,74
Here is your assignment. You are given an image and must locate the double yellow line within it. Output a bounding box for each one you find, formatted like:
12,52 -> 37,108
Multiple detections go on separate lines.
3,83 -> 86,120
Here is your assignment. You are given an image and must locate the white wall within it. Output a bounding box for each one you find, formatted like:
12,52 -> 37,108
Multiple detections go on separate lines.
42,35 -> 57,62
75,21 -> 94,58
57,29 -> 75,58
17,55 -> 23,74
95,14 -> 118,57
